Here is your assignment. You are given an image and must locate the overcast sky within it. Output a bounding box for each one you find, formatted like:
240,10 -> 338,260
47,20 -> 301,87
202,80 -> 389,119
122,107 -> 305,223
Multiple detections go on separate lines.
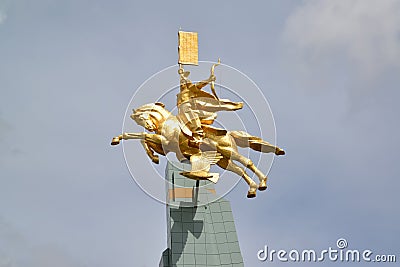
1,0 -> 400,266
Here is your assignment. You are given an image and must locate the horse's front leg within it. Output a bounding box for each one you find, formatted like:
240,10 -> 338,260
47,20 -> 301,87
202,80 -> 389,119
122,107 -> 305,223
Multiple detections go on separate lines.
111,132 -> 147,145
140,140 -> 159,164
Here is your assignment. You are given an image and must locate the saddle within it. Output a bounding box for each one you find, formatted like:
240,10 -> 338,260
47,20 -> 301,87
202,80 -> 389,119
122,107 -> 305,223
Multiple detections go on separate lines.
178,120 -> 227,139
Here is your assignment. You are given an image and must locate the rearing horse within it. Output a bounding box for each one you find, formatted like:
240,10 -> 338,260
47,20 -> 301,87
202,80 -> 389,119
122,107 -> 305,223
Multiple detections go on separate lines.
111,103 -> 285,198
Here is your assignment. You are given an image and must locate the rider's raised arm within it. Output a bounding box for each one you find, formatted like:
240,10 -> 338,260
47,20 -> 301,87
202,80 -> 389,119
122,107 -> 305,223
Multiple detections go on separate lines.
195,75 -> 214,90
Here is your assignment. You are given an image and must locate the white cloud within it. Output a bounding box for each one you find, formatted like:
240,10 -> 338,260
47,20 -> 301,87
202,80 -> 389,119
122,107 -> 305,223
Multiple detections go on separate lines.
283,0 -> 400,77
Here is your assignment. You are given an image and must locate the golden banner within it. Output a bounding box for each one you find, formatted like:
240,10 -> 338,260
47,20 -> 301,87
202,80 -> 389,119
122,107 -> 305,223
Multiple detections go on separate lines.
178,31 -> 198,65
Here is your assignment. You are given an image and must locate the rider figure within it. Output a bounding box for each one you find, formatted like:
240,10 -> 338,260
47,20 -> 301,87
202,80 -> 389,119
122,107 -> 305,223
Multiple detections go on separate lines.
177,66 -> 243,145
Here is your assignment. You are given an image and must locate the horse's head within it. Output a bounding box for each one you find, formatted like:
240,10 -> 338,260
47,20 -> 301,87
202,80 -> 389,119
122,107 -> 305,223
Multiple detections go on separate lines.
131,110 -> 156,131
130,102 -> 170,132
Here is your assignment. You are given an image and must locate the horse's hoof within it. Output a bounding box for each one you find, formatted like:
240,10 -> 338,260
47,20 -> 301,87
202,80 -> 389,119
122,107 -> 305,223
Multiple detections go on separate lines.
258,185 -> 267,191
258,178 -> 267,191
247,183 -> 257,198
111,137 -> 120,146
275,148 -> 285,155
247,191 -> 256,198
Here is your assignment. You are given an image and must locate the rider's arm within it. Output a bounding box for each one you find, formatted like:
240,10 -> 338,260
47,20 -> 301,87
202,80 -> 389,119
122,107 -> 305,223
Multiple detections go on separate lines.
195,80 -> 210,89
195,75 -> 215,90
196,77 -> 215,89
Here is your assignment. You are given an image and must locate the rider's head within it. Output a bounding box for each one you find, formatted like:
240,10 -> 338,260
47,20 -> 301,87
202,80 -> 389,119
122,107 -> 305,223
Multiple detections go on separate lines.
178,67 -> 190,84
180,71 -> 191,85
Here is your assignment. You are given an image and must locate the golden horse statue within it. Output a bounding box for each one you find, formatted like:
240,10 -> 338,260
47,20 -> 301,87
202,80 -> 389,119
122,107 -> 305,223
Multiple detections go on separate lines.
111,102 -> 285,198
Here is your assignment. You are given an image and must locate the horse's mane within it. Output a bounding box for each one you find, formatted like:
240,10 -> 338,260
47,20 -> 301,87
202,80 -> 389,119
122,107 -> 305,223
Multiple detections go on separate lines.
131,102 -> 171,122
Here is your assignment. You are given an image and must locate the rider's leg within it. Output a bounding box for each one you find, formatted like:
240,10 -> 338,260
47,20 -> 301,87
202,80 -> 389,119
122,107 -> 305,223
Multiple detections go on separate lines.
179,102 -> 204,143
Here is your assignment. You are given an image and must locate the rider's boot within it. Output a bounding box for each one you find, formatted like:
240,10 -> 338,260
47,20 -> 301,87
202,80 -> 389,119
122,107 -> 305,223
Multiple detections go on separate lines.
188,129 -> 204,148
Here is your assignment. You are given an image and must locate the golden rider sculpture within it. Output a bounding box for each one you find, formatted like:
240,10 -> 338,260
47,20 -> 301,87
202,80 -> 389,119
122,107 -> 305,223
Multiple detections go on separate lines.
177,62 -> 243,146
111,31 -> 285,198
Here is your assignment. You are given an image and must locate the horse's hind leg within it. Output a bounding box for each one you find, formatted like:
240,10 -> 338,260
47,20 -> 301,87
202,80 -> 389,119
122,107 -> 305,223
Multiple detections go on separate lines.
229,131 -> 285,155
230,152 -> 269,191
217,157 -> 258,198
249,140 -> 285,155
